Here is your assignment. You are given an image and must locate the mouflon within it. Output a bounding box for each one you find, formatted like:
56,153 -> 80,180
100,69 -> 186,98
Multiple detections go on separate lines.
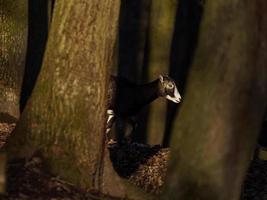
106,75 -> 181,138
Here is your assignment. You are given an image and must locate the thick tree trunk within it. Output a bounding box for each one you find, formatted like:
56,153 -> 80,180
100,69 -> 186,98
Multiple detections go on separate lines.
164,1 -> 267,200
6,0 -> 120,191
146,0 -> 178,145
0,0 -> 28,122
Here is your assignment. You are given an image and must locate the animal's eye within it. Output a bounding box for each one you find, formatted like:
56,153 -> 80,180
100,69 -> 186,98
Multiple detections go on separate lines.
168,83 -> 174,89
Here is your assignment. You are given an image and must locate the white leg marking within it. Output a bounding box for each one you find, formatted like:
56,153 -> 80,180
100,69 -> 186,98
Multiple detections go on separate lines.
107,139 -> 117,146
107,109 -> 114,115
106,128 -> 111,134
107,109 -> 115,124
107,115 -> 114,124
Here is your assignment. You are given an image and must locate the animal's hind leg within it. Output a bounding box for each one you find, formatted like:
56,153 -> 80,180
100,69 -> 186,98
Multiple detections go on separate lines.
123,117 -> 137,143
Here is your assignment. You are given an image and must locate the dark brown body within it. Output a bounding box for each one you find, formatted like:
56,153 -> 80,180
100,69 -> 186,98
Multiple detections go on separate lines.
107,76 -> 159,118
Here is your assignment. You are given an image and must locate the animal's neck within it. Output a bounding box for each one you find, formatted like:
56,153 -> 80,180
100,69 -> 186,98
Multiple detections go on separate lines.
135,79 -> 160,107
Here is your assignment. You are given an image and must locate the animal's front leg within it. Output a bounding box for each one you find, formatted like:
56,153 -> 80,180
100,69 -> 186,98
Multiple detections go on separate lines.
106,109 -> 115,134
106,109 -> 117,145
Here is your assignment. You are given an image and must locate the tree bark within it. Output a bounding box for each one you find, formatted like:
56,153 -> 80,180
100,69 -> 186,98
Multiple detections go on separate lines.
6,0 -> 120,191
164,1 -> 267,200
0,0 -> 28,122
163,0 -> 203,147
0,152 -> 5,193
146,0 -> 178,145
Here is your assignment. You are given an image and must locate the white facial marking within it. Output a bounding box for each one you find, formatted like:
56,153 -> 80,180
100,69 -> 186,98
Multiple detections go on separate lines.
166,87 -> 181,103
174,87 -> 181,100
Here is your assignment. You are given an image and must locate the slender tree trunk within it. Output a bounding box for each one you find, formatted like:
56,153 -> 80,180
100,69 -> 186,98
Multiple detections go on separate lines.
146,0 -> 178,145
0,0 -> 28,122
118,0 -> 151,83
6,0 -> 120,191
20,0 -> 51,111
163,0 -> 203,147
164,1 -> 267,200
116,0 -> 151,143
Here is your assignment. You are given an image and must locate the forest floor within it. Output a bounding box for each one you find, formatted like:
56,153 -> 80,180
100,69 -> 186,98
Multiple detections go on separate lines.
0,122 -> 267,200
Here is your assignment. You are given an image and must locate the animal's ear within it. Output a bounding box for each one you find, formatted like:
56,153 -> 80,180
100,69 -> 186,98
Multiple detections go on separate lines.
159,75 -> 164,83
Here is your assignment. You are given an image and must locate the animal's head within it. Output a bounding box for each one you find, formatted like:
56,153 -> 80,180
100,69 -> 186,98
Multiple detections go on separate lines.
158,75 -> 181,103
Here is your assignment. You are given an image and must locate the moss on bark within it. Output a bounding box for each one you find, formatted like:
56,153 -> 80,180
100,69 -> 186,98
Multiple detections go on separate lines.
6,0 -> 120,191
0,0 -> 28,121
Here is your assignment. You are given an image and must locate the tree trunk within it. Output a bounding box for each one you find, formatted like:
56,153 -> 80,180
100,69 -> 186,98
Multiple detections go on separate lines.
0,0 -> 28,122
163,0 -> 203,147
164,1 -> 267,200
0,152 -> 5,193
6,0 -> 120,191
118,0 -> 151,83
146,0 -> 178,145
116,0 -> 151,143
20,0 -> 51,111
